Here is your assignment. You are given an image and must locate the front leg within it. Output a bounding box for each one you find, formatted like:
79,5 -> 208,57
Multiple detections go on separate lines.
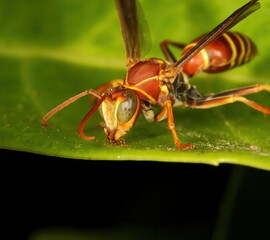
90,79 -> 124,102
154,100 -> 193,150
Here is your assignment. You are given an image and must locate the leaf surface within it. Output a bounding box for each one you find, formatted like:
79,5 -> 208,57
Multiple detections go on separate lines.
1,0 -> 270,170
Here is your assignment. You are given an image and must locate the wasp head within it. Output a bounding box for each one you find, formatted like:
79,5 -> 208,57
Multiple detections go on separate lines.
100,88 -> 140,143
78,87 -> 140,144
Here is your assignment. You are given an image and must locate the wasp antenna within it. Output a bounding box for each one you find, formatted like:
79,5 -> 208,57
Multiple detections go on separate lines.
41,89 -> 102,127
78,94 -> 108,141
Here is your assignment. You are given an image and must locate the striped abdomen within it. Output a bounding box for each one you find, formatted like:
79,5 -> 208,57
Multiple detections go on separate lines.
182,32 -> 257,76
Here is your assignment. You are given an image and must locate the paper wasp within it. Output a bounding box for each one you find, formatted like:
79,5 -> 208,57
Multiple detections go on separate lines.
42,0 -> 270,150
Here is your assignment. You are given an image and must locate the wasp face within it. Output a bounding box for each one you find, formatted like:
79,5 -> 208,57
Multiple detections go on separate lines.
99,89 -> 140,143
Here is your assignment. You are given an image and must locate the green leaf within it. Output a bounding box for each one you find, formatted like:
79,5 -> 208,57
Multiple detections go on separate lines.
1,0 -> 270,170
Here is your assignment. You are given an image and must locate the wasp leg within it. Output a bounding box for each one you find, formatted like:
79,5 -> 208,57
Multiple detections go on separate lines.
155,100 -> 193,150
160,40 -> 186,64
206,84 -> 270,98
94,79 -> 124,94
154,103 -> 168,122
89,79 -> 124,102
188,84 -> 270,115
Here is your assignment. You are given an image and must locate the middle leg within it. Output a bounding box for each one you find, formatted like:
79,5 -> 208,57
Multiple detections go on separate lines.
160,40 -> 186,64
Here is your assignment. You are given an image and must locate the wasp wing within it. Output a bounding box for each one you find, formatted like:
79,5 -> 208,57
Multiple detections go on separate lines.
174,0 -> 260,71
115,0 -> 145,68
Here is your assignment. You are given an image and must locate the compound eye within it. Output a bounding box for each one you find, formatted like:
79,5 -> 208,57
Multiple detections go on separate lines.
117,90 -> 138,123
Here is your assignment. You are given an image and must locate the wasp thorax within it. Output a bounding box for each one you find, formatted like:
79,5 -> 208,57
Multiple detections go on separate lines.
117,90 -> 138,123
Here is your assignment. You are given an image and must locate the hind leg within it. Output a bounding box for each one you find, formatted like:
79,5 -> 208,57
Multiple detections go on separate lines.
188,84 -> 270,115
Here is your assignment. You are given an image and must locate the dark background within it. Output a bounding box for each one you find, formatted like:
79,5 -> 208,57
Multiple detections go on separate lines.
2,149 -> 270,240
